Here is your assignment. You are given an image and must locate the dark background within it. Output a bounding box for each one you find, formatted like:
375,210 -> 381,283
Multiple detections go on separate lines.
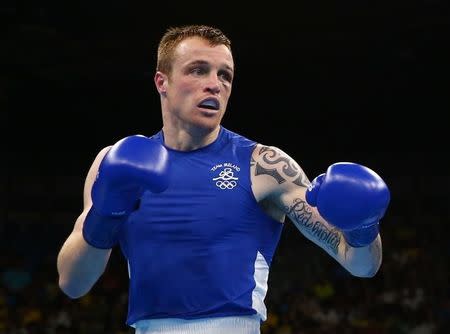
3,0 -> 450,333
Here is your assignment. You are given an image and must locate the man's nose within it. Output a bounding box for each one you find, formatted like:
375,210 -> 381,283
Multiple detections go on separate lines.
205,74 -> 221,94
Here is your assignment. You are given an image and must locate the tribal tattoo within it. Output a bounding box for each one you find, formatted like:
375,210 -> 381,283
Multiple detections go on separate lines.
287,198 -> 341,254
253,146 -> 308,187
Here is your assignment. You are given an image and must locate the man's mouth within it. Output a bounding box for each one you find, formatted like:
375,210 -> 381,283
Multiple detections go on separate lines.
198,98 -> 220,111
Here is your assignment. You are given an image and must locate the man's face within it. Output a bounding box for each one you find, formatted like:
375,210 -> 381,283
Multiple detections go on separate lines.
158,37 -> 234,133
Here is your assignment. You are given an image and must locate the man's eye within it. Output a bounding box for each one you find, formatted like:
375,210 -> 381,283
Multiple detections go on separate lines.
191,67 -> 206,75
220,72 -> 232,82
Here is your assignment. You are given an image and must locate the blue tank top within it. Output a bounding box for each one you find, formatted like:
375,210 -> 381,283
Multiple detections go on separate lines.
119,127 -> 283,326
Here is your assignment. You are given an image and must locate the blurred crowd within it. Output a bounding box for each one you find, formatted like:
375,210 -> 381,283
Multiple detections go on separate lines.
1,184 -> 449,334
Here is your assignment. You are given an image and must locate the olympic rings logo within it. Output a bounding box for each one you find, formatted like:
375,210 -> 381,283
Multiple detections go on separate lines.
215,180 -> 237,189
212,168 -> 238,190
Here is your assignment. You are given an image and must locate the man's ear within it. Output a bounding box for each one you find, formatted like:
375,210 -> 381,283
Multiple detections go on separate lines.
154,71 -> 168,95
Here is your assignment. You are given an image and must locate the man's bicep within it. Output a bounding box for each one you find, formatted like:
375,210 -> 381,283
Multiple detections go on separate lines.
251,144 -> 310,201
82,146 -> 112,209
251,145 -> 310,186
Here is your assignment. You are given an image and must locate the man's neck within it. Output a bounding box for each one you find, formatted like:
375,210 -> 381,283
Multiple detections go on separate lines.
161,125 -> 221,151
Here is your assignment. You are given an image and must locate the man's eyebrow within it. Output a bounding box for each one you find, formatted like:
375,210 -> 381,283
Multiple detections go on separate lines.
187,60 -> 233,72
187,60 -> 209,66
223,65 -> 234,73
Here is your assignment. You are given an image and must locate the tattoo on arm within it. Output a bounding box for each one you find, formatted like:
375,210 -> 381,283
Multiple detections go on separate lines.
254,146 -> 309,187
287,198 -> 341,254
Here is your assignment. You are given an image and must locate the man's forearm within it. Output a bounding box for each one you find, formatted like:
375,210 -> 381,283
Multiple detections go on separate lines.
341,234 -> 382,278
57,232 -> 111,298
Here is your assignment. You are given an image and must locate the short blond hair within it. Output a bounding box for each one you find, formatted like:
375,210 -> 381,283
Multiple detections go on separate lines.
157,25 -> 232,74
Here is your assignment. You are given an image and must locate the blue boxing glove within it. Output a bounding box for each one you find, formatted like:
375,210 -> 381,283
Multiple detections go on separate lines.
305,162 -> 390,247
82,135 -> 170,249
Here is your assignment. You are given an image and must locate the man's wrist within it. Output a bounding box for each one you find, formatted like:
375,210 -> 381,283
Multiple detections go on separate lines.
343,222 -> 379,248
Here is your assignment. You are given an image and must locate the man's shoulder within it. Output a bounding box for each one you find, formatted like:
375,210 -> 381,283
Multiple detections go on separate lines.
251,144 -> 304,177
221,127 -> 258,148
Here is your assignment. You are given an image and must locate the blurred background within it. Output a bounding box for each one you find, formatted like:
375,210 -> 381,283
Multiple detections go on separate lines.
3,0 -> 450,333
